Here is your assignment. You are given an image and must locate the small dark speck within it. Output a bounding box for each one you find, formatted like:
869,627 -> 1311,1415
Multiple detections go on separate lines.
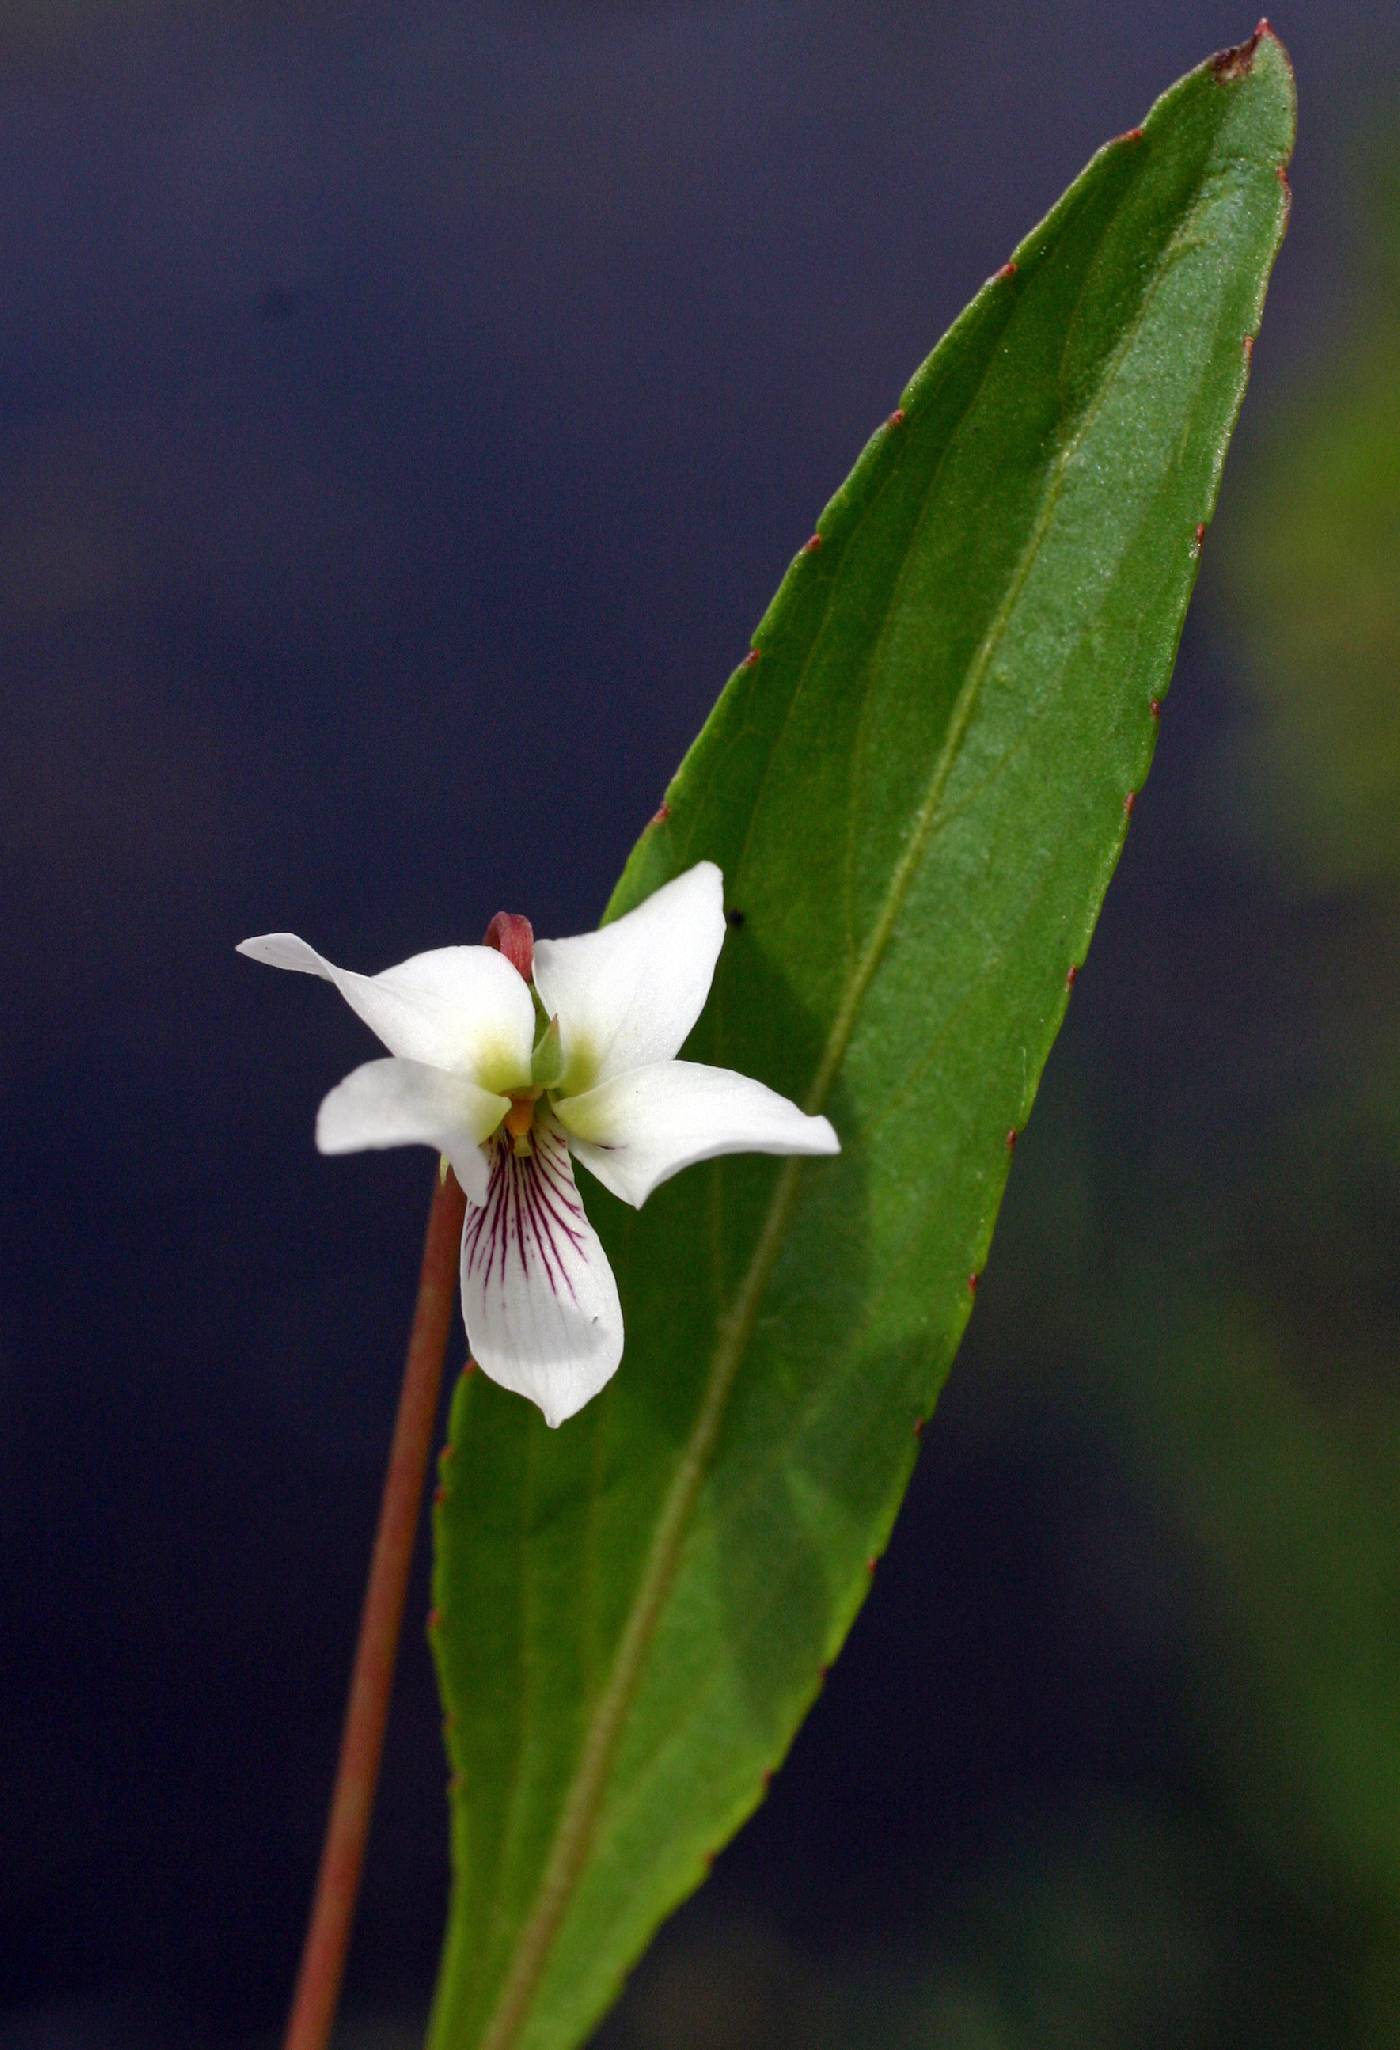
256,286 -> 301,321
726,908 -> 746,929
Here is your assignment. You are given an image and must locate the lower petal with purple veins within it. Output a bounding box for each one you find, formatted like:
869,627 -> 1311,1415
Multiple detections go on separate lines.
458,1116 -> 623,1428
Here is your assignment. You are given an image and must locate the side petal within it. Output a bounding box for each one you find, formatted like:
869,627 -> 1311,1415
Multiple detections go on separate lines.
459,1119 -> 624,1428
532,861 -> 725,1088
556,1058 -> 840,1208
237,933 -> 535,1087
315,1057 -> 508,1206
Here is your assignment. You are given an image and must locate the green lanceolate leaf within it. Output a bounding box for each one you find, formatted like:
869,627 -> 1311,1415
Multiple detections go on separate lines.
429,29 -> 1294,2050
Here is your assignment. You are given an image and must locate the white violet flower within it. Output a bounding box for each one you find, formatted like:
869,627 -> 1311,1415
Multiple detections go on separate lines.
239,862 -> 839,1427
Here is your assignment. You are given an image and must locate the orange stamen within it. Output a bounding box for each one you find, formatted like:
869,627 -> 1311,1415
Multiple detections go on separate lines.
504,1096 -> 535,1141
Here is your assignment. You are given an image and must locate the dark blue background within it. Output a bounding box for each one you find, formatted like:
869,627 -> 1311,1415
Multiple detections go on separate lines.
3,5 -> 1392,2046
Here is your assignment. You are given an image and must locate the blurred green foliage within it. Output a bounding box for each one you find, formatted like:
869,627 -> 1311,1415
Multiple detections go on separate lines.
1227,280 -> 1400,901
950,188 -> 1400,2049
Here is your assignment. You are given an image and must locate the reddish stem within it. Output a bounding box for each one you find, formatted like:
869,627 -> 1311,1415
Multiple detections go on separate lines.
282,1166 -> 468,2050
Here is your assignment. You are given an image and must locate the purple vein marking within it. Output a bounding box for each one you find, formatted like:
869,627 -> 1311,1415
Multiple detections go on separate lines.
462,1127 -> 589,1308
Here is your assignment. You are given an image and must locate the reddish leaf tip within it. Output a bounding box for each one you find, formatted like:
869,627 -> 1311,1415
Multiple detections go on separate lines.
802,532 -> 823,554
968,1271 -> 980,1294
1006,1128 -> 1018,1150
1066,964 -> 1079,989
1124,790 -> 1137,816
649,800 -> 671,827
1150,697 -> 1162,721
1115,126 -> 1145,144
995,260 -> 1018,280
913,1417 -> 926,1439
887,406 -> 907,427
742,647 -> 761,669
1212,25 -> 1265,79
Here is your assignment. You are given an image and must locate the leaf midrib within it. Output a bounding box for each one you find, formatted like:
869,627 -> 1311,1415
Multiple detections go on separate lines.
471,146 -> 1221,2050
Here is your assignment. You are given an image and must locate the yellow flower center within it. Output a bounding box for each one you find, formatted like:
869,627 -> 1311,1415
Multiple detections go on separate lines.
503,1090 -> 539,1155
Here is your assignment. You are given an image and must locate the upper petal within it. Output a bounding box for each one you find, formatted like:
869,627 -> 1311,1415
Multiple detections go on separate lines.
315,1056 -> 508,1206
459,1118 -> 624,1427
556,1058 -> 840,1209
237,932 -> 535,1087
532,861 -> 725,1088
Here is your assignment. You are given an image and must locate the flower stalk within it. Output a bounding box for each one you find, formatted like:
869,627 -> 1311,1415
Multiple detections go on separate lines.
281,1164 -> 467,2050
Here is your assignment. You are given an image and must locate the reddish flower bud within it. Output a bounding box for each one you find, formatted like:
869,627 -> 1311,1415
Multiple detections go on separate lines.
483,911 -> 534,983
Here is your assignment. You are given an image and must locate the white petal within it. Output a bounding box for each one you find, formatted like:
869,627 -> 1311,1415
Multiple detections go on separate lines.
315,1057 -> 507,1206
459,1119 -> 623,1427
532,862 -> 725,1089
236,933 -> 535,1087
556,1058 -> 840,1209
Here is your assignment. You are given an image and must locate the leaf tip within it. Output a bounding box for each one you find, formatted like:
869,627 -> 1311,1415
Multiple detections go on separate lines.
1211,24 -> 1265,80
1210,19 -> 1292,84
